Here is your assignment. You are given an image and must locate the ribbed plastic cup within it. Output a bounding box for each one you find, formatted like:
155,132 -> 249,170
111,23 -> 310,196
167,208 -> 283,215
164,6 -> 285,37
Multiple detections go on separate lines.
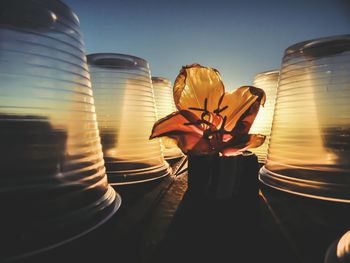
249,70 -> 279,163
152,77 -> 183,161
259,35 -> 350,202
87,53 -> 171,185
0,0 -> 121,260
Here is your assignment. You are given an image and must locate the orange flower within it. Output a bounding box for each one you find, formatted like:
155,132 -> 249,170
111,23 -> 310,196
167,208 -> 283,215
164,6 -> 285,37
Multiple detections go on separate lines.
150,64 -> 266,156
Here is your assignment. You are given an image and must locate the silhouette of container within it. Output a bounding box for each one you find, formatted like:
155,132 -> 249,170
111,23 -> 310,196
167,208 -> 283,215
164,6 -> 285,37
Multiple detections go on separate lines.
0,0 -> 121,260
87,53 -> 171,185
152,77 -> 184,161
249,70 -> 279,163
259,35 -> 350,202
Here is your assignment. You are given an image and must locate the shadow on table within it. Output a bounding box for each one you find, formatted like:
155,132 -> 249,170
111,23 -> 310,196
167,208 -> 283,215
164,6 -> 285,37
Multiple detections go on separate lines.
152,190 -> 260,263
11,177 -> 172,263
260,184 -> 350,263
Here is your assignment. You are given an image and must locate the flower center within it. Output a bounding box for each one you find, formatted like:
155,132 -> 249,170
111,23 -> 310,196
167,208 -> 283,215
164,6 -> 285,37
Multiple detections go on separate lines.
184,96 -> 231,142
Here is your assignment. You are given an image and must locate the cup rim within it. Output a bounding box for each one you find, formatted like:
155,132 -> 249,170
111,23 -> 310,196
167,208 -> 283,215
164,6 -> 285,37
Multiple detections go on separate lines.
285,34 -> 350,57
253,69 -> 280,81
151,76 -> 171,86
87,53 -> 149,69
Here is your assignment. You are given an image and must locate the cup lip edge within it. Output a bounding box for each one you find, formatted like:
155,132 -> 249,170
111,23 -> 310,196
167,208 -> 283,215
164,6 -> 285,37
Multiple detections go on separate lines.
54,0 -> 80,25
151,76 -> 172,85
87,53 -> 149,68
253,69 -> 280,79
0,0 -> 81,29
284,34 -> 350,56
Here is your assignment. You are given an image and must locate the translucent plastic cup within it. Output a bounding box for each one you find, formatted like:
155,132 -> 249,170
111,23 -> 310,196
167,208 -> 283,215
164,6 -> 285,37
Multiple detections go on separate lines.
249,70 -> 279,163
259,35 -> 350,202
87,53 -> 171,185
0,0 -> 121,260
152,77 -> 183,161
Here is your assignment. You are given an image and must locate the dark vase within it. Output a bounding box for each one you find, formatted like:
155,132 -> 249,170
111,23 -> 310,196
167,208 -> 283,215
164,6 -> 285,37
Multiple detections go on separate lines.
187,151 -> 260,203
183,151 -> 260,260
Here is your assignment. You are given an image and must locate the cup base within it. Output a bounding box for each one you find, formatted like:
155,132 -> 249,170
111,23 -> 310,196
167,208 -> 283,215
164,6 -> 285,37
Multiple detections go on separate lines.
259,166 -> 350,203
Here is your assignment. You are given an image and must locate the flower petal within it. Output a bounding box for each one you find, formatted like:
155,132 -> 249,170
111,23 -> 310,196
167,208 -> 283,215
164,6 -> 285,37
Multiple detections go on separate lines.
221,86 -> 266,132
220,134 -> 266,156
231,100 -> 260,135
173,64 -> 225,118
181,137 -> 213,155
150,110 -> 202,139
150,110 -> 214,154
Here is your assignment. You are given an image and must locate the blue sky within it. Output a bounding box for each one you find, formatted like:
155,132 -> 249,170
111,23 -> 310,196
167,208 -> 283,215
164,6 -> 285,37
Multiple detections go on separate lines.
64,0 -> 350,90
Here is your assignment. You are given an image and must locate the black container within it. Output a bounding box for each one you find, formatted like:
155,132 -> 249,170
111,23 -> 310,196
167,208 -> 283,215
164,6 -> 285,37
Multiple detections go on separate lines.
187,151 -> 259,203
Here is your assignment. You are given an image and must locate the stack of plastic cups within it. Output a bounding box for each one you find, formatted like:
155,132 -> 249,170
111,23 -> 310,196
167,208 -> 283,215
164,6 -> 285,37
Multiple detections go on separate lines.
259,35 -> 350,202
0,0 -> 121,260
87,53 -> 171,185
152,77 -> 184,162
249,70 -> 279,164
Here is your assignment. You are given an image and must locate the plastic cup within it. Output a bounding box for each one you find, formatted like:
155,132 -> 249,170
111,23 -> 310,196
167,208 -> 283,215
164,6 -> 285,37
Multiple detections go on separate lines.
87,53 -> 171,184
260,35 -> 350,202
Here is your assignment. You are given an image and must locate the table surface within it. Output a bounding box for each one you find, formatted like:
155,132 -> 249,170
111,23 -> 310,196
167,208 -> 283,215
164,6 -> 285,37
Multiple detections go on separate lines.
11,160 -> 350,263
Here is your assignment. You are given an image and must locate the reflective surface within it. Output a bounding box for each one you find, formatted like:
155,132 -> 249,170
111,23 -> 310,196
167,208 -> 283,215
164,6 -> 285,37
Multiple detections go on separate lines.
249,70 -> 279,163
152,77 -> 183,160
260,35 -> 350,202
88,53 -> 170,184
0,0 -> 120,260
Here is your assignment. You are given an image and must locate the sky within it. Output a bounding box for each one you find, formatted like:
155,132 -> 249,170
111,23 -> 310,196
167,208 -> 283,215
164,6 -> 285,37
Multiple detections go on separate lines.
64,0 -> 350,91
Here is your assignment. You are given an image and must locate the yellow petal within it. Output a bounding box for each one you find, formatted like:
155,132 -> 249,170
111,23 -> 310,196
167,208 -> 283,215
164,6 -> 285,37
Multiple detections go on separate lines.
221,86 -> 266,131
173,64 -> 225,118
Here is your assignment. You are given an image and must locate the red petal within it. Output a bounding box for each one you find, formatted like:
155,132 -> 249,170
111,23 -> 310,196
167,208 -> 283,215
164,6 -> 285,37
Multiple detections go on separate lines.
219,134 -> 266,156
178,136 -> 213,155
150,110 -> 214,154
150,110 -> 203,139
